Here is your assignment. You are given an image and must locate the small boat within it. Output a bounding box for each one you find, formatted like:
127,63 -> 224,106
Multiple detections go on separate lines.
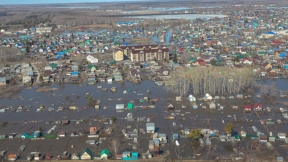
83,107 -> 87,110
123,91 -> 127,94
103,106 -> 108,109
40,105 -> 44,109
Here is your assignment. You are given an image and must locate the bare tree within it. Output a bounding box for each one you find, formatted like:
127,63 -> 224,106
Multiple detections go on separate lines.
111,138 -> 119,158
165,67 -> 254,96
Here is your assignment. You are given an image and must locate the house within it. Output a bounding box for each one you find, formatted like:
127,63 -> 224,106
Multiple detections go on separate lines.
277,157 -> 284,162
90,127 -> 98,135
219,135 -> 227,142
153,133 -> 167,143
264,63 -> 272,71
22,76 -> 31,84
122,151 -> 138,161
57,131 -> 66,138
116,104 -> 124,111
254,104 -> 263,112
134,62 -> 141,69
71,153 -> 80,160
267,69 -> 276,76
167,104 -> 174,109
113,70 -> 123,81
86,55 -> 98,63
87,65 -> 97,72
283,64 -> 288,69
259,135 -> 268,143
100,149 -> 110,160
113,50 -> 124,61
8,154 -> 17,161
0,76 -> 6,86
146,123 -> 155,133
80,148 -> 93,160
244,105 -> 252,112
269,136 -> 276,142
278,133 -> 286,139
209,102 -> 216,110
203,93 -> 213,101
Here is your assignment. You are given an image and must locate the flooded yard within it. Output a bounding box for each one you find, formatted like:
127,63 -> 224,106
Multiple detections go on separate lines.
0,80 -> 288,160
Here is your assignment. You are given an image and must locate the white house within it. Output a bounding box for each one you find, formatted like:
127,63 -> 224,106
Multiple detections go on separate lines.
146,123 -> 155,133
86,55 -> 98,63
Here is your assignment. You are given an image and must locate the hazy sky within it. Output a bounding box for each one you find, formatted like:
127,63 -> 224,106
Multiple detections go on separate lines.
0,0 -> 138,5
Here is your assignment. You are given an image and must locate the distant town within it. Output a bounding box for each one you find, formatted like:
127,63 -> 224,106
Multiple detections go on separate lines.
0,1 -> 288,162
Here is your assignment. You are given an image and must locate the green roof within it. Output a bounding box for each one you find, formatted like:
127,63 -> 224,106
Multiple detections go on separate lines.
87,65 -> 96,69
190,58 -> 197,63
80,148 -> 93,160
258,51 -> 266,55
127,103 -> 133,109
234,135 -> 240,139
100,149 -> 110,156
50,63 -> 58,68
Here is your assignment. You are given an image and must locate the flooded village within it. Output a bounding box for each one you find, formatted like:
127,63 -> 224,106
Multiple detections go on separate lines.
1,1 -> 288,162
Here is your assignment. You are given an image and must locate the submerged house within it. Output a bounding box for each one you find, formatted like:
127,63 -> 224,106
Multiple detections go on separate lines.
80,148 -> 93,160
244,105 -> 252,112
146,123 -> 155,133
122,151 -> 138,161
254,104 -> 263,112
100,149 -> 110,160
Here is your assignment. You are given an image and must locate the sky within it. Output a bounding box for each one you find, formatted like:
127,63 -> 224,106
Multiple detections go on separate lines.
0,0 -> 140,5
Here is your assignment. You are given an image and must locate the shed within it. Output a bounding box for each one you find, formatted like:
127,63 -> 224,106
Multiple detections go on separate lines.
146,123 -> 155,133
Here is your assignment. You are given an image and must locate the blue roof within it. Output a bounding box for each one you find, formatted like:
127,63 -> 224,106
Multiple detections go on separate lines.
71,71 -> 79,75
263,31 -> 275,34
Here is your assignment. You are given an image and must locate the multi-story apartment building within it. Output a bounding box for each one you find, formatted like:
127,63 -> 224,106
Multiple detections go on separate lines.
114,45 -> 169,62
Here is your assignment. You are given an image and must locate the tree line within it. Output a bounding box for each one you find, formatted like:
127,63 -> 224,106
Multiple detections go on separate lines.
165,67 -> 254,96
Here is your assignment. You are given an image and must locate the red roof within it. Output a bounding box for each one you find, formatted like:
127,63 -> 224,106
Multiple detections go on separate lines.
254,104 -> 263,109
244,105 -> 251,109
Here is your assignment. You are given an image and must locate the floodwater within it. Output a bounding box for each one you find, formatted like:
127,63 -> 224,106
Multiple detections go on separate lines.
1,80 -> 288,159
1,79 -> 287,135
126,14 -> 227,20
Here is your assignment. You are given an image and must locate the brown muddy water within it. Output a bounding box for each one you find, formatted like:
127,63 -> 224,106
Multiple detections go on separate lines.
0,80 -> 288,160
